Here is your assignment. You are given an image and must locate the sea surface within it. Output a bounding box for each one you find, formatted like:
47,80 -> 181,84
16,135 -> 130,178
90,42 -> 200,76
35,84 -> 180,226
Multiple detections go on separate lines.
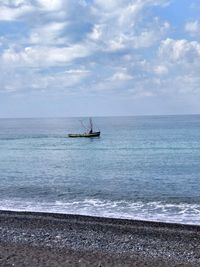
0,115 -> 200,225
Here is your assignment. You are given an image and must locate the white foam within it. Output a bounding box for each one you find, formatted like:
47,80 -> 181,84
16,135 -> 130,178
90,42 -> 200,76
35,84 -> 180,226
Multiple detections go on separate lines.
0,198 -> 200,225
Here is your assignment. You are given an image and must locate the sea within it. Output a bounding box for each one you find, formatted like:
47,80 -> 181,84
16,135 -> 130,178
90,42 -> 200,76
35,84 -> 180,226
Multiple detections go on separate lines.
0,115 -> 200,225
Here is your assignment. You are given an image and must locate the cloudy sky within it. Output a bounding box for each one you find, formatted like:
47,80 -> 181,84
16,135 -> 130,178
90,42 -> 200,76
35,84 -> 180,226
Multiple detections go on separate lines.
0,0 -> 200,117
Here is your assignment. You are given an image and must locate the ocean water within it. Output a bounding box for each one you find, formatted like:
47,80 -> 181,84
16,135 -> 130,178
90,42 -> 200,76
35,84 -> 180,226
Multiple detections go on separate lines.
0,115 -> 200,225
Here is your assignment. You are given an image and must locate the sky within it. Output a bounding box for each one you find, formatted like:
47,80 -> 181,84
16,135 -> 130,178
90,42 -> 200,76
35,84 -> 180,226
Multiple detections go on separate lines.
0,0 -> 200,117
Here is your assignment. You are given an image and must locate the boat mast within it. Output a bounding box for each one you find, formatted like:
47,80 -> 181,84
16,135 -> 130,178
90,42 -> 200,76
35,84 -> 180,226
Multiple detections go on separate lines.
89,118 -> 93,133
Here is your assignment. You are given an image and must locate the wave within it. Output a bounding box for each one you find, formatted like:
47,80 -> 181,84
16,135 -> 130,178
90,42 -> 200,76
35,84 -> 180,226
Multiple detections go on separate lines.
0,135 -> 65,141
0,198 -> 200,225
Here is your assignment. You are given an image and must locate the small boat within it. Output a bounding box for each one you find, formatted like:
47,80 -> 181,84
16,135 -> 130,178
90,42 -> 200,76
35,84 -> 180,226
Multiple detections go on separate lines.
68,132 -> 100,138
68,118 -> 100,138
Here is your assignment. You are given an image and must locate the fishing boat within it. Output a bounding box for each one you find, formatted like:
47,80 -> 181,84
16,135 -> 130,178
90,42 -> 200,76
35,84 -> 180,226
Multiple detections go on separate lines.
68,118 -> 100,138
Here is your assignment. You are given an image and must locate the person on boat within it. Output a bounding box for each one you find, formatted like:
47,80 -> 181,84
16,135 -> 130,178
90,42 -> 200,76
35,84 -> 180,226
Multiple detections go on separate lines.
89,118 -> 93,134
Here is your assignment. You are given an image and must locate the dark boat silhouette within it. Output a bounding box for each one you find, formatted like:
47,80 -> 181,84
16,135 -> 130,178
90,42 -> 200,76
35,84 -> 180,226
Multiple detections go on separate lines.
68,118 -> 100,138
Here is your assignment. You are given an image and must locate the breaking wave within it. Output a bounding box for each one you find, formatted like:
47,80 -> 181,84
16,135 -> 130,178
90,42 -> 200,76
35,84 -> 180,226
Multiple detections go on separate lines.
1,198 -> 200,225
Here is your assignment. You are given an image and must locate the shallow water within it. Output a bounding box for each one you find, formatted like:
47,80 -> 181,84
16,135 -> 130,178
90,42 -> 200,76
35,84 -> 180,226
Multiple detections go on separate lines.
0,115 -> 200,224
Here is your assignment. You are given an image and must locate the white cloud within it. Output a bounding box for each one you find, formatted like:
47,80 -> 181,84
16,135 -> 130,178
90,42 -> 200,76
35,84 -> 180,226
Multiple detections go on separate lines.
1,0 -> 29,7
29,22 -> 67,45
0,0 -> 67,21
0,2 -> 34,21
0,66 -> 90,93
111,71 -> 133,81
36,0 -> 63,11
159,38 -> 200,63
154,65 -> 168,75
185,20 -> 200,36
63,69 -> 90,75
0,0 -> 174,99
89,24 -> 103,41
89,2 -> 170,52
93,0 -> 126,12
2,44 -> 91,67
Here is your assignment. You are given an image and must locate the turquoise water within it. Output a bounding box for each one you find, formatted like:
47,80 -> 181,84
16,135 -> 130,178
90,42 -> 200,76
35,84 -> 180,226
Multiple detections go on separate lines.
0,115 -> 200,224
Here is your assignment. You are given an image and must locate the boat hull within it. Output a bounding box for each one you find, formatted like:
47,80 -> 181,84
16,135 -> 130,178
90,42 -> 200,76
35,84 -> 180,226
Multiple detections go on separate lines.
68,132 -> 100,138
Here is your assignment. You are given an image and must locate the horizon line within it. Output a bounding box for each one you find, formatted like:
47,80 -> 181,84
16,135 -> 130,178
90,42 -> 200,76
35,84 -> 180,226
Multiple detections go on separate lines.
0,113 -> 200,120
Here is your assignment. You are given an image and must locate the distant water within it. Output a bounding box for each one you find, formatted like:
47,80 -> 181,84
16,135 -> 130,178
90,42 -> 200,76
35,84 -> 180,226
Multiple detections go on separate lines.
1,115 -> 200,225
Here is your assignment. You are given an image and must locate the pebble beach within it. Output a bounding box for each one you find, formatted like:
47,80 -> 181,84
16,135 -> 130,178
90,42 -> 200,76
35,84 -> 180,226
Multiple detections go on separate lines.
0,210 -> 199,266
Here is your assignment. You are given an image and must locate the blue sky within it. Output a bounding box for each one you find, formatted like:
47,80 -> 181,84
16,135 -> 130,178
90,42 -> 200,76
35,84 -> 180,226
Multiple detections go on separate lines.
0,0 -> 200,117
